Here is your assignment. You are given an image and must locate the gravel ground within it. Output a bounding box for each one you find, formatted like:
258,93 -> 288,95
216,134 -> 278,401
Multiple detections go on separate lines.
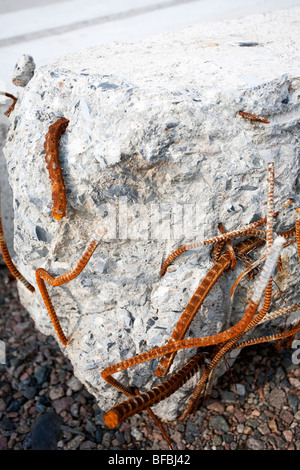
0,264 -> 299,451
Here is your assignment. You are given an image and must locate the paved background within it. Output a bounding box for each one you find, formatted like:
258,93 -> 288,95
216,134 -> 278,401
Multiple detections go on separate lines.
1,0 -> 300,90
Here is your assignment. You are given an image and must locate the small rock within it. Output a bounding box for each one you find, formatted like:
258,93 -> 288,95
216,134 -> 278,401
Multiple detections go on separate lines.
245,418 -> 259,429
19,372 -> 30,381
212,435 -> 222,446
23,385 -> 37,400
219,391 -> 236,403
223,434 -> 234,444
66,435 -> 85,450
38,396 -> 51,407
287,394 -> 299,413
79,404 -> 93,418
35,401 -> 46,413
23,434 -> 32,449
34,366 -> 50,385
95,426 -> 104,444
0,398 -> 6,412
49,385 -> 65,400
208,415 -> 230,433
31,413 -> 62,450
123,427 -> 132,444
275,366 -> 287,382
206,401 -> 225,414
101,431 -> 112,447
236,424 -> 244,433
116,431 -> 126,445
231,383 -> 246,396
294,411 -> 300,421
0,437 -> 8,450
273,434 -> 288,450
0,417 -> 16,431
280,409 -> 294,425
50,372 -> 60,385
66,376 -> 83,392
171,433 -> 186,451
185,421 -> 200,444
234,408 -> 246,423
14,322 -> 31,337
7,399 -> 24,413
268,387 -> 286,409
79,440 -> 97,450
246,437 -> 266,450
289,377 -> 300,389
12,54 -> 36,87
53,397 -> 73,415
257,423 -> 270,435
283,430 -> 293,443
269,419 -> 279,433
243,426 -> 252,435
70,402 -> 80,418
131,427 -> 143,441
85,419 -> 96,434
17,422 -> 30,434
226,405 -> 235,413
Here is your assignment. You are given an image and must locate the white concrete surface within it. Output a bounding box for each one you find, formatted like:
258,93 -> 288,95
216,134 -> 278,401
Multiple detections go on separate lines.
0,0 -> 299,251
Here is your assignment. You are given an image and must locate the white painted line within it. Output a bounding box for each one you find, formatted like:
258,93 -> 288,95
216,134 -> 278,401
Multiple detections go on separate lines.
0,0 -> 197,42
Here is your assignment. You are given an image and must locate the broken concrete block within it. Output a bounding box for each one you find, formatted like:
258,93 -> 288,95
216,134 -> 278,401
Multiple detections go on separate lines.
3,8 -> 300,420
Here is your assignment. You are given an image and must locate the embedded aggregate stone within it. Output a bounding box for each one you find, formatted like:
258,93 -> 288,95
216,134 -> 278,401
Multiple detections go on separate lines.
2,8 -> 300,419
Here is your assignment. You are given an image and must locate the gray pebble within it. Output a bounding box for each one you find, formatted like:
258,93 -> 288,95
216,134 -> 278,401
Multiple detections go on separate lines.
268,387 -> 286,409
246,437 -> 266,450
12,54 -> 36,87
208,415 -> 230,433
